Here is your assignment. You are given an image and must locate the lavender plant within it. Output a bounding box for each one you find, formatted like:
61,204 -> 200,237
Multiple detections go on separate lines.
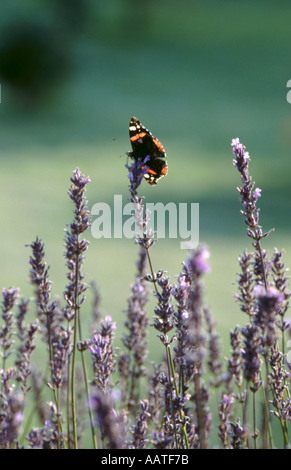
0,132 -> 290,450
229,138 -> 291,448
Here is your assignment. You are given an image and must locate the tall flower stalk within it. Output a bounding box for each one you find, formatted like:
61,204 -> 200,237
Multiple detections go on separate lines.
231,138 -> 272,289
28,238 -> 65,447
0,288 -> 19,375
231,138 -> 290,448
64,168 -> 92,449
126,156 -> 190,449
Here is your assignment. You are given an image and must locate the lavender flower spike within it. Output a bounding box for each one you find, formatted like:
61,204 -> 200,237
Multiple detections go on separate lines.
254,286 -> 284,347
126,155 -> 150,199
231,138 -> 274,239
231,138 -> 262,237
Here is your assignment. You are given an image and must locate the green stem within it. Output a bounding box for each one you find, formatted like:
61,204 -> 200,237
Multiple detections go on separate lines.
71,248 -> 80,449
67,357 -> 71,448
243,386 -> 248,430
77,313 -> 97,449
260,366 -> 273,449
166,349 -> 179,448
252,390 -> 258,449
255,234 -> 268,290
47,313 -> 64,448
145,248 -> 158,293
71,302 -> 78,449
167,345 -> 190,449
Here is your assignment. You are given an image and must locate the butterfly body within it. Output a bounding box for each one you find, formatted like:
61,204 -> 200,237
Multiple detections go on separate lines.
127,116 -> 168,185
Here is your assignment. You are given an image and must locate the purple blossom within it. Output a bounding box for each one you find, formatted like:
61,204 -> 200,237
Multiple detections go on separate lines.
28,238 -> 57,339
126,156 -> 157,251
89,323 -> 115,392
254,286 -> 284,313
90,392 -> 125,449
0,389 -> 24,447
228,326 -> 243,387
253,187 -> 262,201
0,287 -> 19,365
285,318 -> 291,337
153,274 -> 175,344
218,394 -> 234,448
187,246 -> 210,277
2,287 -> 19,312
130,399 -> 150,449
126,155 -> 150,197
231,137 -> 268,240
254,286 -> 284,347
64,169 -> 91,321
231,138 -> 250,176
241,323 -> 262,387
102,315 -> 117,331
269,345 -> 291,427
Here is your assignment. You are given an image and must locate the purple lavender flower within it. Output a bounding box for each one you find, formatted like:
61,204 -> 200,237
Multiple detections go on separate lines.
0,389 -> 24,447
231,138 -> 260,232
231,138 -> 250,175
151,427 -> 174,449
27,414 -> 59,449
172,268 -> 191,372
218,394 -> 234,448
89,316 -> 116,393
271,248 -> 291,337
229,417 -> 246,449
184,248 -> 209,365
126,156 -> 156,251
64,168 -> 91,321
269,344 -> 291,429
28,238 -> 57,340
15,317 -> 39,393
51,326 -> 72,389
254,286 -> 284,347
126,155 -> 150,199
228,327 -> 243,389
187,246 -> 210,277
100,314 -> 117,337
0,287 -> 19,365
153,274 -> 175,346
2,287 -> 19,312
285,318 -> 291,337
130,399 -> 150,449
173,248 -> 211,448
231,137 -> 273,244
240,323 -> 262,389
234,250 -> 256,318
91,392 -> 125,449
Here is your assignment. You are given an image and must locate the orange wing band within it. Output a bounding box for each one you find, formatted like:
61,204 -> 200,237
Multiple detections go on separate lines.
130,132 -> 147,142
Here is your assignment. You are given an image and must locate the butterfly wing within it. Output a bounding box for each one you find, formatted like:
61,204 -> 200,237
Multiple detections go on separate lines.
128,117 -> 168,185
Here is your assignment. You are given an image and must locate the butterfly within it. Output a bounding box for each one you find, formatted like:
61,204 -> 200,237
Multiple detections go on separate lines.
127,116 -> 168,185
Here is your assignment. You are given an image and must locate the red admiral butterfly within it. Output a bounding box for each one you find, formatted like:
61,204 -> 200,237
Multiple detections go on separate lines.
127,116 -> 168,185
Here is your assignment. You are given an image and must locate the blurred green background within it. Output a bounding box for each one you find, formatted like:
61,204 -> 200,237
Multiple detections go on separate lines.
0,0 -> 291,358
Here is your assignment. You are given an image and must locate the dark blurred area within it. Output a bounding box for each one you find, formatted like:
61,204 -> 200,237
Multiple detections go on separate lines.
0,23 -> 69,105
0,0 -> 156,107
0,0 -> 91,106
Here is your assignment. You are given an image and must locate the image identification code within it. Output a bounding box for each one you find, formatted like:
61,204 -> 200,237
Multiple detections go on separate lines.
100,454 -> 189,466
